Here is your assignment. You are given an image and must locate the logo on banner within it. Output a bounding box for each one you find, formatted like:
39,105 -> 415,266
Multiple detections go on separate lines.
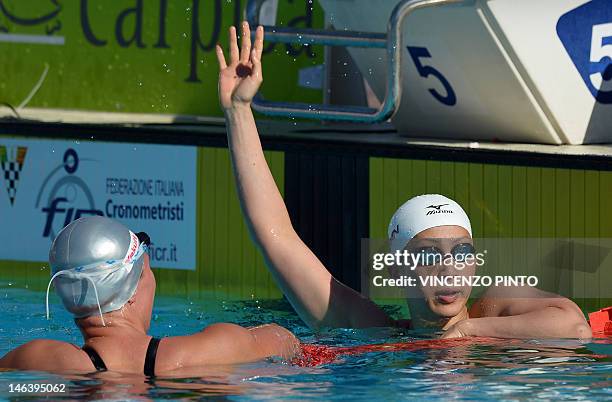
0,145 -> 28,206
0,0 -> 63,37
36,148 -> 102,239
557,0 -> 612,104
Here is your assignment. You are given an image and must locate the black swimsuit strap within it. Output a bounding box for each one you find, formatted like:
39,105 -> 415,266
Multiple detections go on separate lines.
82,345 -> 107,372
144,337 -> 161,377
82,338 -> 161,375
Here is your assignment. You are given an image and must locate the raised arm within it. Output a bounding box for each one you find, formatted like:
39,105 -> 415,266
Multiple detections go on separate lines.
215,22 -> 391,330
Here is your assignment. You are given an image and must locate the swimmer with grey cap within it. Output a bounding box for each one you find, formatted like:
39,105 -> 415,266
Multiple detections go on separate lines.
0,216 -> 301,374
219,21 -> 591,339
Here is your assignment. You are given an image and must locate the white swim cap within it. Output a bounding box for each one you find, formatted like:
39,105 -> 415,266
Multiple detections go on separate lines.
388,194 -> 472,253
46,216 -> 148,326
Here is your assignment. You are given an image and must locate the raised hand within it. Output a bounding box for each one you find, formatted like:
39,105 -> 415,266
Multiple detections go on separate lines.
216,22 -> 264,110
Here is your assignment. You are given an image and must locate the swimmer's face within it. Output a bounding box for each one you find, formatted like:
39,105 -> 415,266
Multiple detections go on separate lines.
405,225 -> 474,318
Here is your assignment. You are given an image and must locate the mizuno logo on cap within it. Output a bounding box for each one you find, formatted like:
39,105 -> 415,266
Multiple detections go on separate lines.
426,204 -> 453,216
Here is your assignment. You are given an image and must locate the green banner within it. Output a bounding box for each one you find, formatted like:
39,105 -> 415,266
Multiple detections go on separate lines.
0,0 -> 323,117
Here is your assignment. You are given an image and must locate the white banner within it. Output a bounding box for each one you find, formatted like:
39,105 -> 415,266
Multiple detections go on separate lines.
0,137 -> 197,270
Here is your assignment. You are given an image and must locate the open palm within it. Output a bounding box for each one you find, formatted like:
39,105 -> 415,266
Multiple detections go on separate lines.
216,22 -> 264,110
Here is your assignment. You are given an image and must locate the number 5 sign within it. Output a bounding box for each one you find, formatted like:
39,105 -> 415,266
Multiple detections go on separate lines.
557,0 -> 612,104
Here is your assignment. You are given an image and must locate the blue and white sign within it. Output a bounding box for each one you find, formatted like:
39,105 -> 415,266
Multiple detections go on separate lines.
0,138 -> 197,270
557,0 -> 612,104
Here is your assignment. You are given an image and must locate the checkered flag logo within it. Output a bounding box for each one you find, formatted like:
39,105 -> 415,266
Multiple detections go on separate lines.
0,146 -> 28,206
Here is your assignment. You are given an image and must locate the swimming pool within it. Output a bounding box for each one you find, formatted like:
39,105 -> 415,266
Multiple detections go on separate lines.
0,284 -> 610,401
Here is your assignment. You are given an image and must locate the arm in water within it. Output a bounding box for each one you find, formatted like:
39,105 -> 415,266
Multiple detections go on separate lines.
216,22 -> 391,330
173,323 -> 301,365
442,286 -> 592,339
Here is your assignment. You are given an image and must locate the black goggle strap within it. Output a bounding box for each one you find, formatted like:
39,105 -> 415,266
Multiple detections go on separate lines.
136,232 -> 151,248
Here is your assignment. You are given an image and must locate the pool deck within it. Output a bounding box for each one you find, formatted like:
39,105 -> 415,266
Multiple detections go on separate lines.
2,115 -> 612,170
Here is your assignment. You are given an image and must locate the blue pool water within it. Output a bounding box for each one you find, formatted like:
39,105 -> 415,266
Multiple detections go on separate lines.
0,284 -> 610,401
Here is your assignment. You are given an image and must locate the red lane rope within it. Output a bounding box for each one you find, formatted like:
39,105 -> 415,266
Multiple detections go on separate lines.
293,337 -> 509,367
294,306 -> 612,367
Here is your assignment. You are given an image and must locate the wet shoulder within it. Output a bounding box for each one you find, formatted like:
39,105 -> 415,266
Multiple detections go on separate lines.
156,323 -> 261,372
1,339 -> 92,372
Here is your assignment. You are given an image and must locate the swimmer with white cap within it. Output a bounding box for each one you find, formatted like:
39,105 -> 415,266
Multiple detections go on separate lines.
217,22 -> 591,339
0,216 -> 300,374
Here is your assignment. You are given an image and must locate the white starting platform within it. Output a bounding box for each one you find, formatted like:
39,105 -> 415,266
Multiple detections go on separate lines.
250,0 -> 612,145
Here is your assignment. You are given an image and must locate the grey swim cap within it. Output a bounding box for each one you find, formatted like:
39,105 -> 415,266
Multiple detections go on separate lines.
46,216 -> 147,325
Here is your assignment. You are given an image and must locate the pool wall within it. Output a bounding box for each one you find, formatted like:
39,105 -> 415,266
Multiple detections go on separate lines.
1,123 -> 610,316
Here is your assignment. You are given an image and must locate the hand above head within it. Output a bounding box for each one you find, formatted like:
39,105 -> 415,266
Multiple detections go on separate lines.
216,21 -> 391,332
216,21 -> 264,110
